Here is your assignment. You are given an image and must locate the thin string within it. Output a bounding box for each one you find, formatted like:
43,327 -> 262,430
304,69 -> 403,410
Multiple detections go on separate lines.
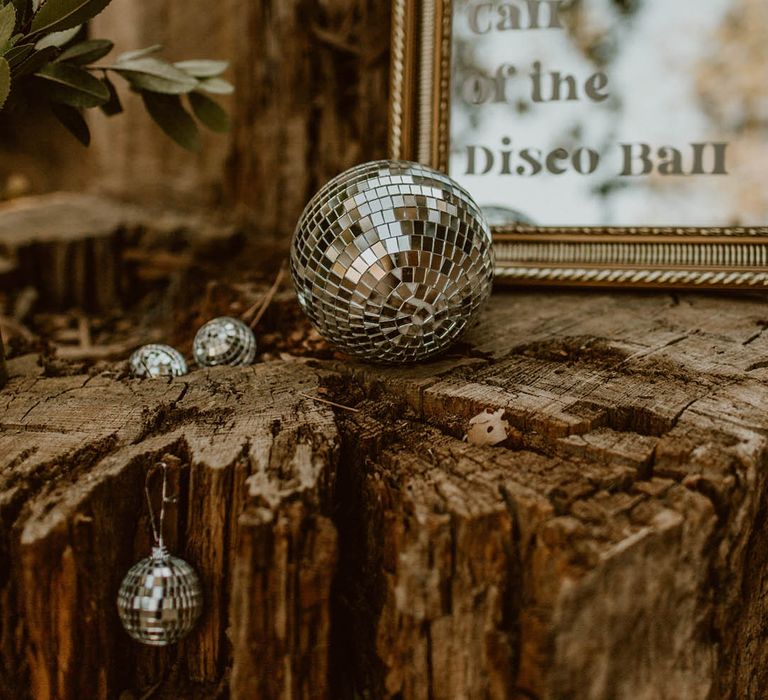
145,461 -> 168,549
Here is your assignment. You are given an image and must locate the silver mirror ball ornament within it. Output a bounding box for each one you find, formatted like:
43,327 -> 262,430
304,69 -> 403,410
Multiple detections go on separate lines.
117,544 -> 203,646
193,316 -> 257,367
291,160 -> 494,363
129,344 -> 187,378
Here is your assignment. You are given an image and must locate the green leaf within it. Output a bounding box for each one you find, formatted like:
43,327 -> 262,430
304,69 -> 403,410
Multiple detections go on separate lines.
35,62 -> 109,107
109,56 -> 198,94
56,38 -> 112,64
34,24 -> 80,50
1,32 -> 20,55
0,57 -> 10,111
31,0 -> 111,35
0,3 -> 15,49
4,41 -> 34,67
142,92 -> 200,151
173,59 -> 228,78
115,44 -> 162,62
99,73 -> 121,115
189,91 -> 229,133
11,44 -> 56,77
50,101 -> 89,144
196,77 -> 233,95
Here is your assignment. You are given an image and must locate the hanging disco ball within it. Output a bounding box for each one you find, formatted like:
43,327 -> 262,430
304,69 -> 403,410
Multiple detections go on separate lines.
291,160 -> 494,363
117,546 -> 202,646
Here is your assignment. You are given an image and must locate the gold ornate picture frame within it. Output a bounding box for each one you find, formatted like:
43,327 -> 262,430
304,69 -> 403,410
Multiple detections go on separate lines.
388,0 -> 768,289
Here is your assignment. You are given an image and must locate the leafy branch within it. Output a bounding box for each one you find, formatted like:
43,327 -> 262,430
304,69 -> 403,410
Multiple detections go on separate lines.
0,0 -> 233,150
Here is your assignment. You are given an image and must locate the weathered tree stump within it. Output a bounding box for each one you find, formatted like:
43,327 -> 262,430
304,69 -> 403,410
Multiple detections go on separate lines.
0,359 -> 338,700
0,193 -> 146,311
2,290 -> 768,699
0,193 -> 243,326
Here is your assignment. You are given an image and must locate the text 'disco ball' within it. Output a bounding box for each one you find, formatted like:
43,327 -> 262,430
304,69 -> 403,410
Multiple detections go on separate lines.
291,160 -> 494,363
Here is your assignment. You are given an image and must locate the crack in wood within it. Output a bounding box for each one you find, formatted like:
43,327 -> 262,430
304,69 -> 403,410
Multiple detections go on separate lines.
3,291 -> 768,698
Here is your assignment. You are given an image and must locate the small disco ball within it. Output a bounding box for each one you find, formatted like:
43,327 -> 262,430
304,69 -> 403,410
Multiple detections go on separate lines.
193,316 -> 257,367
129,344 -> 187,378
117,546 -> 203,646
291,160 -> 494,363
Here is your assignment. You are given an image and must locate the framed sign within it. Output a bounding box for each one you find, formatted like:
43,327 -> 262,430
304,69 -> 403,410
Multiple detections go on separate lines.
389,0 -> 768,288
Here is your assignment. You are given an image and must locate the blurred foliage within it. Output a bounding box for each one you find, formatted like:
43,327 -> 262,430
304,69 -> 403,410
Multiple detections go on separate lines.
0,0 -> 233,150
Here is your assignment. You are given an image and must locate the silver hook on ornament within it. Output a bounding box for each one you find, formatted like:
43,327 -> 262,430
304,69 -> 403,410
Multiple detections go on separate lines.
145,461 -> 176,550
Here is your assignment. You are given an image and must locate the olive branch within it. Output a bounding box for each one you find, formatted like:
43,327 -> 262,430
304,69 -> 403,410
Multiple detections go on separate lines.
0,0 -> 232,150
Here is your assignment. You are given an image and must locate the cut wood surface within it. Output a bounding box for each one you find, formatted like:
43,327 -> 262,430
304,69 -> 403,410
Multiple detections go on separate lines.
0,192 -> 242,315
2,290 -> 768,699
0,193 -> 144,310
0,360 -> 338,700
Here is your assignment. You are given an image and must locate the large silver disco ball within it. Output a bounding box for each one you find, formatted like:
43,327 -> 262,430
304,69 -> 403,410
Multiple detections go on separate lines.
291,160 -> 494,363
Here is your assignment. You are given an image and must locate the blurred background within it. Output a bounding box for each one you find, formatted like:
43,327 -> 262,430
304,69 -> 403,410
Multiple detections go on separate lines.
0,0 -> 392,368
0,0 -> 391,232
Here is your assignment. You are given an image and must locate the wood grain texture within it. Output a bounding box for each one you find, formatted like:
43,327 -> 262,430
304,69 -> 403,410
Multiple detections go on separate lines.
0,360 -> 338,699
331,291 -> 768,699
2,290 -> 768,698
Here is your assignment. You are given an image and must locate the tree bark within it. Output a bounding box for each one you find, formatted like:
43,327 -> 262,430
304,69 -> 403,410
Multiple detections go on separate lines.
2,290 -> 768,699
0,360 -> 339,700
